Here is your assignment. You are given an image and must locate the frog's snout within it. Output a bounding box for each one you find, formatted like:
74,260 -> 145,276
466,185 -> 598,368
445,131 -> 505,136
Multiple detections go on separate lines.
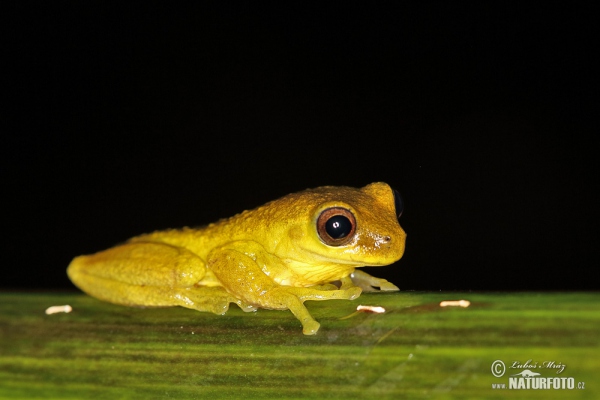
384,229 -> 406,260
374,231 -> 404,255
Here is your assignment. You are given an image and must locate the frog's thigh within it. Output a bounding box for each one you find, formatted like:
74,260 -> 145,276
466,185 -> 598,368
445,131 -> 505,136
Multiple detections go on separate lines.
67,241 -> 209,307
350,270 -> 400,292
74,277 -> 243,314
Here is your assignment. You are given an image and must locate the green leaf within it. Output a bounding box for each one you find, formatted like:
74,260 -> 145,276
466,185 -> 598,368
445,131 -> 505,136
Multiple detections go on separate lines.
1,291 -> 598,399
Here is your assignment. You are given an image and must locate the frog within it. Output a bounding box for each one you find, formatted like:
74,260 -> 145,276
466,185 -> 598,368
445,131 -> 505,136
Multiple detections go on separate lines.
67,182 -> 406,335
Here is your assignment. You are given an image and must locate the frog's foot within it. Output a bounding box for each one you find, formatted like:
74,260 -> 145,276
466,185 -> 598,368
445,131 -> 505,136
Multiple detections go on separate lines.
349,270 -> 400,292
174,286 -> 257,315
263,286 -> 362,335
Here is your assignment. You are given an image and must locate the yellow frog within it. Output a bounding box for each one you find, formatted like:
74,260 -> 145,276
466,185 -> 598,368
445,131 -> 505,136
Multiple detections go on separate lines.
67,182 -> 406,335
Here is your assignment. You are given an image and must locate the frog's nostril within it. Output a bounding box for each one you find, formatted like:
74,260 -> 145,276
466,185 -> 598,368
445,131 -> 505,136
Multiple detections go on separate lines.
383,236 -> 391,243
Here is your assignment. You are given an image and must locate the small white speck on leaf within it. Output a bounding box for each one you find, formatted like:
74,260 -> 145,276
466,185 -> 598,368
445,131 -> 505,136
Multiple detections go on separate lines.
356,305 -> 386,313
45,305 -> 72,315
439,300 -> 470,308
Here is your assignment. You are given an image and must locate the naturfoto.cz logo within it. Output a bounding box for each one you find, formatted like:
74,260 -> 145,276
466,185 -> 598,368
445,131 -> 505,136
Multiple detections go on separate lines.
490,359 -> 585,390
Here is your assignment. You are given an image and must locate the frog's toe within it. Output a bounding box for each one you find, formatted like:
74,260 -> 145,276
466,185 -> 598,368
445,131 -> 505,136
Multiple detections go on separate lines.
194,299 -> 231,315
302,320 -> 320,335
378,281 -> 400,291
235,300 -> 258,313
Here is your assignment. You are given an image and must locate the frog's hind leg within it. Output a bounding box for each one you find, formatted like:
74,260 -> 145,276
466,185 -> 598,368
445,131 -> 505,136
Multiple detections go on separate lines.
67,241 -> 255,315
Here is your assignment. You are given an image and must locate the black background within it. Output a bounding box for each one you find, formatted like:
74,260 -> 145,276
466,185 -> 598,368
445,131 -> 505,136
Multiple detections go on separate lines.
3,3 -> 597,291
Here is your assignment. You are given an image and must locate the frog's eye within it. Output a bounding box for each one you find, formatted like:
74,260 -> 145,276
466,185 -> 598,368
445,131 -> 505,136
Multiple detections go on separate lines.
393,189 -> 404,219
317,207 -> 356,246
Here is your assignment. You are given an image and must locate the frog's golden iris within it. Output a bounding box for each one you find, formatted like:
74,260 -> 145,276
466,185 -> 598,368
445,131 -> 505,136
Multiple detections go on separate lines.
67,182 -> 406,335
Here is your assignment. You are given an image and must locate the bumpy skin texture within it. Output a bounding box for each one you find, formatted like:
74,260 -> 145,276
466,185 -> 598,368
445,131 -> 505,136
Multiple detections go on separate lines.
67,182 -> 406,335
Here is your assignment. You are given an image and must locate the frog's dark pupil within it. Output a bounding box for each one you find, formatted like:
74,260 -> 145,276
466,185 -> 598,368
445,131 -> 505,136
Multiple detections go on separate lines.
325,215 -> 352,239
393,189 -> 404,219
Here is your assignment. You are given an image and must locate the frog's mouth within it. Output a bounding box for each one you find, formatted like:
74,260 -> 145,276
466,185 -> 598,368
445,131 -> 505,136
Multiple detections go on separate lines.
309,238 -> 405,265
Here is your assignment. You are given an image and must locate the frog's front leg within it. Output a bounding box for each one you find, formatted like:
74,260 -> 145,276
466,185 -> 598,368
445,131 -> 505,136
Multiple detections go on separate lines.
208,246 -> 361,335
341,269 -> 400,292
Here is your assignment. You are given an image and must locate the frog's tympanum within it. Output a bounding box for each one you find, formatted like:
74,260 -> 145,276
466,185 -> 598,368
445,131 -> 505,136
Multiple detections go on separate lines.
68,182 -> 406,334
